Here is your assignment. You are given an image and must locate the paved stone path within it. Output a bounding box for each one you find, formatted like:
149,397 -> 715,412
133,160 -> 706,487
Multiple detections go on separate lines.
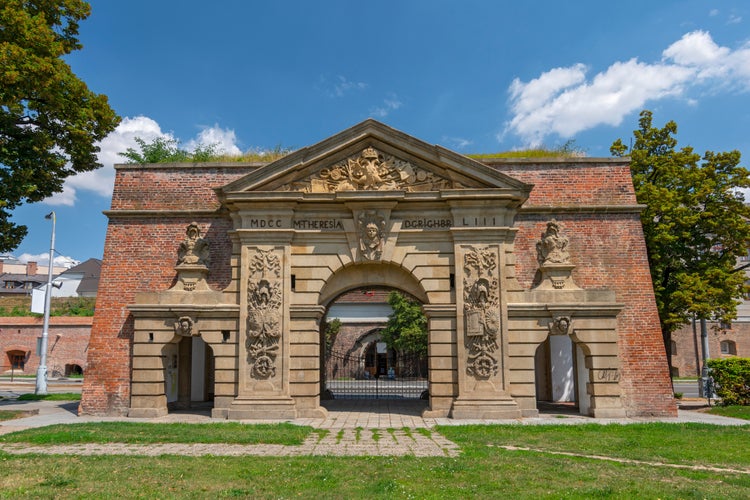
0,427 -> 460,458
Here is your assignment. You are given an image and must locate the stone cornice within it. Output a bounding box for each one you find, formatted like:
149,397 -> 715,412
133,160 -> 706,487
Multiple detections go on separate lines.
507,303 -> 624,316
479,157 -> 630,165
519,204 -> 645,214
114,162 -> 265,170
103,209 -> 226,218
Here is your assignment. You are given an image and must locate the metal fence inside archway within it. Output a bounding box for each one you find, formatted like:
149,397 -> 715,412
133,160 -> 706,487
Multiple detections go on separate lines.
324,348 -> 428,400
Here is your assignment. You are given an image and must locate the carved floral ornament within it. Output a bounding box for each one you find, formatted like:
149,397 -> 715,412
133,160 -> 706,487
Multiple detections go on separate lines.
246,248 -> 283,379
463,246 -> 501,380
278,147 -> 463,193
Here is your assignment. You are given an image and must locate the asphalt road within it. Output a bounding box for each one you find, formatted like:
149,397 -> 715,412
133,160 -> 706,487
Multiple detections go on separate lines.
0,377 -> 82,399
673,379 -> 700,398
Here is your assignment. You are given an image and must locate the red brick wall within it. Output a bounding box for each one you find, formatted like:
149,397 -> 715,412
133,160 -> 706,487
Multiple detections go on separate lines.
0,316 -> 92,375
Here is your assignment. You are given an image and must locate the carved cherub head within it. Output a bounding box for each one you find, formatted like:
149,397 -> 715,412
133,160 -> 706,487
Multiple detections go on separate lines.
366,222 -> 380,241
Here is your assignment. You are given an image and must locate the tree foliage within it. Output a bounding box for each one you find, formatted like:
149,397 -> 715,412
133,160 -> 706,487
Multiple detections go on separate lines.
324,318 -> 341,356
611,110 -> 750,358
119,137 -> 221,164
381,291 -> 427,355
0,0 -> 120,252
119,136 -> 295,164
706,357 -> 750,406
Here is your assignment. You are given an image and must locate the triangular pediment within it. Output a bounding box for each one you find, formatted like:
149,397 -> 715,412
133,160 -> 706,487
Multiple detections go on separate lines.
220,120 -> 532,196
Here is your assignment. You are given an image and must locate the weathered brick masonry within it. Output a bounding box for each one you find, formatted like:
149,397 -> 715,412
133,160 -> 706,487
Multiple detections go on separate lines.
81,149 -> 674,417
0,316 -> 91,374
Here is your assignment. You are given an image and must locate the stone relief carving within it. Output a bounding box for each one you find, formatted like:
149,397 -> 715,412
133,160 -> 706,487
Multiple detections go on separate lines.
174,316 -> 195,337
246,248 -> 283,379
280,147 -> 462,192
358,211 -> 387,261
536,219 -> 570,266
463,246 -> 501,379
548,315 -> 571,335
177,222 -> 210,267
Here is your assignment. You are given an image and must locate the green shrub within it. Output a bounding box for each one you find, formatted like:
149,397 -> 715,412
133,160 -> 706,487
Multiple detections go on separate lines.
706,357 -> 750,406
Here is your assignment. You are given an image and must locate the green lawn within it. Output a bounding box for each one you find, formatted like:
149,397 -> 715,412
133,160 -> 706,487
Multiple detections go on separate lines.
708,405 -> 750,420
0,422 -> 313,446
16,393 -> 81,402
0,410 -> 33,422
0,422 -> 747,498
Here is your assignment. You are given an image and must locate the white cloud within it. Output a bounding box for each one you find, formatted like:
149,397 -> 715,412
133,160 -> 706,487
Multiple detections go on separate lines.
46,116 -> 171,206
663,30 -> 750,86
17,252 -> 79,268
334,75 -> 368,97
442,136 -> 473,150
317,75 -> 368,98
504,30 -> 750,146
727,14 -> 742,25
45,117 -> 242,206
370,93 -> 402,118
184,124 -> 242,156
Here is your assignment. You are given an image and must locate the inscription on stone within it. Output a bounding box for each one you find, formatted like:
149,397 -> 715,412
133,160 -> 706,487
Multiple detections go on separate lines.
249,219 -> 283,229
462,217 -> 497,227
402,219 -> 452,229
293,219 -> 344,230
593,369 -> 621,382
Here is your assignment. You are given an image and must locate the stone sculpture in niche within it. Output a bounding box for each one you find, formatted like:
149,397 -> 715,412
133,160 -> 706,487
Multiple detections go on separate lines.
463,246 -> 501,379
282,147 -> 462,192
177,222 -> 210,267
246,249 -> 283,379
174,316 -> 195,337
536,219 -> 569,266
358,211 -> 387,261
533,219 -> 579,290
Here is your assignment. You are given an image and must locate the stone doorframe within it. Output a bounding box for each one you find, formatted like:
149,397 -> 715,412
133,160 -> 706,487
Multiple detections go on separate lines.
128,303 -> 239,418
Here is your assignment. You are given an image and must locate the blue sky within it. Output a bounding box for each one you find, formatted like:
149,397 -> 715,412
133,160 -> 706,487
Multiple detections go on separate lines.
9,0 -> 750,266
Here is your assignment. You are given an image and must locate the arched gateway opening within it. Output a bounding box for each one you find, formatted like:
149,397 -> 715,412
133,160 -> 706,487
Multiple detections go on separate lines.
321,278 -> 429,402
125,120 -> 633,420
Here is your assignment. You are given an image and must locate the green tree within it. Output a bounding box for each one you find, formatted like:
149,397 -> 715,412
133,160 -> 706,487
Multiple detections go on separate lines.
324,318 -> 341,356
381,291 -> 427,356
0,0 -> 120,252
611,110 -> 750,368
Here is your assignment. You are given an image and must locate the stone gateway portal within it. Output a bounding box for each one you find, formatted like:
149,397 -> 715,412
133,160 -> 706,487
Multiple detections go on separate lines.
80,120 -> 676,419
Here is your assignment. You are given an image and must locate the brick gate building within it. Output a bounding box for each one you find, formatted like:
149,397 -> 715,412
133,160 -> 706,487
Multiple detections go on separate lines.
80,120 -> 676,419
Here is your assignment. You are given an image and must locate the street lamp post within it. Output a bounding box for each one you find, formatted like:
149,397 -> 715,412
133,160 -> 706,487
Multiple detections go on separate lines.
35,211 -> 56,395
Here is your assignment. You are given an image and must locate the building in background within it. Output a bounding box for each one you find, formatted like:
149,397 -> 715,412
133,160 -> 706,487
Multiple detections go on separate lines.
0,258 -> 99,376
670,258 -> 750,377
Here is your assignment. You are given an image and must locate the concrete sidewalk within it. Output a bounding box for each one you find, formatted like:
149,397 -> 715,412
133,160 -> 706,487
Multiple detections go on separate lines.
1,398 -> 747,433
